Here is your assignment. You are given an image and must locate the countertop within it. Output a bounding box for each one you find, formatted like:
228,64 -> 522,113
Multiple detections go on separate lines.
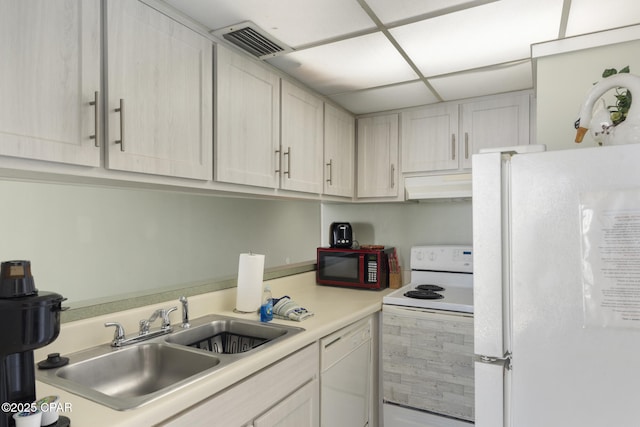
34,272 -> 393,426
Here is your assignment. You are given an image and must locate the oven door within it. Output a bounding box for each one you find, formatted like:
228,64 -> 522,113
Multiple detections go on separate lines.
317,250 -> 363,286
382,305 -> 475,422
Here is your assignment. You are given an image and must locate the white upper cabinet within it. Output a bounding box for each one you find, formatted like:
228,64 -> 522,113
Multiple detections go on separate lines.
402,92 -> 530,174
215,45 -> 280,188
106,0 -> 213,180
460,93 -> 530,169
402,104 -> 459,173
0,0 -> 101,167
323,104 -> 355,198
280,80 -> 324,194
216,49 -> 333,196
357,114 -> 399,198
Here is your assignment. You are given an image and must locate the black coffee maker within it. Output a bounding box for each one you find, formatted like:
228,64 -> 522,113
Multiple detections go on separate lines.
0,261 -> 65,427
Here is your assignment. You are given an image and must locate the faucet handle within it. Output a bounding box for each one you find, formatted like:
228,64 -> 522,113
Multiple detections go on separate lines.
139,319 -> 151,335
105,322 -> 125,347
162,306 -> 178,330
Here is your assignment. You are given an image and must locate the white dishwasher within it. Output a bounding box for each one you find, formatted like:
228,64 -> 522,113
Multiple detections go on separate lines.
320,317 -> 372,427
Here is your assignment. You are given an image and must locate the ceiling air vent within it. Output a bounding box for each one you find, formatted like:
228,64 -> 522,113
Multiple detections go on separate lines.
213,21 -> 293,59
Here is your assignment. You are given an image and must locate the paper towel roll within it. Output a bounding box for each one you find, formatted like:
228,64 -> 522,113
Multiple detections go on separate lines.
235,253 -> 265,312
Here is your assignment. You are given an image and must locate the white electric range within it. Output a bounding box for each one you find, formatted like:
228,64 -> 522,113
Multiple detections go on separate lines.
382,245 -> 474,427
383,245 -> 473,313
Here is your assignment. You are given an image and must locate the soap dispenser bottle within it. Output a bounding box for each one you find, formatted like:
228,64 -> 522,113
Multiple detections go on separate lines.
260,285 -> 273,322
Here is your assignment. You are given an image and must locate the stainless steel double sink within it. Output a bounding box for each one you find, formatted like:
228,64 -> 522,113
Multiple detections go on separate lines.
36,314 -> 304,410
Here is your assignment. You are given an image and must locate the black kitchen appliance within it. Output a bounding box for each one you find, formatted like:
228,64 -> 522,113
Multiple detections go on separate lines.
0,261 -> 66,427
329,222 -> 353,248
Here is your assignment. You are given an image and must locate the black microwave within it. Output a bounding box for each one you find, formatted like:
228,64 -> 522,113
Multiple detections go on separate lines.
316,247 -> 394,290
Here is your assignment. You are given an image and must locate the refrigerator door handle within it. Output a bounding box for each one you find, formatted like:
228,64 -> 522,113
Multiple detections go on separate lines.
473,151 -> 508,358
479,352 -> 512,370
475,355 -> 512,427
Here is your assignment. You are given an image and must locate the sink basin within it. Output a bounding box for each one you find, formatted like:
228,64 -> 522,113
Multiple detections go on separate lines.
165,316 -> 304,355
36,314 -> 304,410
38,343 -> 220,410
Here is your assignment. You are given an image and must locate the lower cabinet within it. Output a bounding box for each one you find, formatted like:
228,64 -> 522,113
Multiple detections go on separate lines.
160,343 -> 319,427
252,379 -> 319,427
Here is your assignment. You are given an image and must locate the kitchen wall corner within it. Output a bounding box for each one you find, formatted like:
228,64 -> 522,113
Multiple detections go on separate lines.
320,200 -> 473,269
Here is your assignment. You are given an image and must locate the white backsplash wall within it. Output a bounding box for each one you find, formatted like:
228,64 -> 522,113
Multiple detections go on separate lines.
0,180 -> 320,305
321,200 -> 473,270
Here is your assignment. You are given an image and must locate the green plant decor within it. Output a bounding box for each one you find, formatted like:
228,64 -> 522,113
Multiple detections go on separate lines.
600,66 -> 632,125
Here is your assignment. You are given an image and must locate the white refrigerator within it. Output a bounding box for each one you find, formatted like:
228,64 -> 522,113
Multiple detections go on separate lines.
473,143 -> 640,427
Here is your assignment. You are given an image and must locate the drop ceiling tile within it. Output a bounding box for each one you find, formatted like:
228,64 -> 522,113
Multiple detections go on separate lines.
390,0 -> 563,76
365,0 -> 480,24
267,33 -> 419,95
566,0 -> 640,37
163,0 -> 375,47
429,61 -> 533,101
329,81 -> 439,114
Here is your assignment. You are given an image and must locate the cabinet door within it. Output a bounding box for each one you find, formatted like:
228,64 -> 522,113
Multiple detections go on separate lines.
106,0 -> 212,180
323,104 -> 354,198
160,344 -> 319,427
461,93 -> 530,169
401,103 -> 459,172
216,45 -> 280,188
280,80 -> 323,194
254,380 -> 319,427
0,0 -> 101,166
357,114 -> 399,198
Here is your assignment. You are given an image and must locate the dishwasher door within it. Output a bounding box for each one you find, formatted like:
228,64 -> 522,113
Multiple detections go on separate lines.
320,317 -> 372,427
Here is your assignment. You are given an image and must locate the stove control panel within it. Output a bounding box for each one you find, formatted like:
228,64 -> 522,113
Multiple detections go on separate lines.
410,245 -> 473,273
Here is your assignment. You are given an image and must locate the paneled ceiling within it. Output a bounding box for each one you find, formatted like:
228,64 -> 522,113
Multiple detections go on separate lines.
164,0 -> 640,114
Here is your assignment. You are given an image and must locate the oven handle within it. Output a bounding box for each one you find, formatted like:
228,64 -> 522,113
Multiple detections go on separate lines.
382,303 -> 473,319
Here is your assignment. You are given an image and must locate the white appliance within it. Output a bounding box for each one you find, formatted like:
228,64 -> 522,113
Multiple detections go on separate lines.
320,317 -> 372,427
383,246 -> 473,313
382,246 -> 474,427
473,143 -> 640,426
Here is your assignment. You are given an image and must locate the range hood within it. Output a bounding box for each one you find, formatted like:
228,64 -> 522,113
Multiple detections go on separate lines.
404,173 -> 472,200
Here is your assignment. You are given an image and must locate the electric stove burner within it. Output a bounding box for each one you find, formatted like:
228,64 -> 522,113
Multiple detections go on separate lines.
416,284 -> 445,292
404,290 -> 444,300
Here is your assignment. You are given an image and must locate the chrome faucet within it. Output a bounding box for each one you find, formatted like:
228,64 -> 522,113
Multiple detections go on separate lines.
139,307 -> 177,335
179,296 -> 190,329
105,305 -> 177,347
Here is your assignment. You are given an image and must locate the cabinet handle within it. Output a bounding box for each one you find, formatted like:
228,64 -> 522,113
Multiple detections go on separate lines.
284,147 -> 291,178
451,134 -> 456,160
275,149 -> 281,174
390,164 -> 395,188
115,98 -> 125,152
89,91 -> 100,147
465,132 -> 469,159
326,159 -> 333,185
